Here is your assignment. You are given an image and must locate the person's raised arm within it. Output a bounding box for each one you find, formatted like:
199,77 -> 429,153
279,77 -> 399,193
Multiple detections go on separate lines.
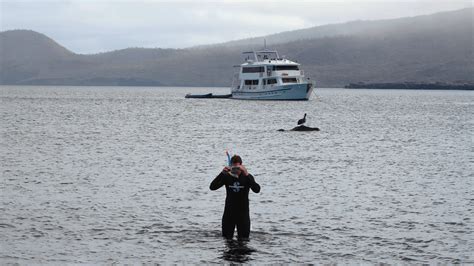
210,167 -> 229,190
247,174 -> 260,193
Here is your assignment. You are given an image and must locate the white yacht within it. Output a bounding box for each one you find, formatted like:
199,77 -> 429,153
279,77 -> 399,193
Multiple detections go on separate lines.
231,50 -> 314,100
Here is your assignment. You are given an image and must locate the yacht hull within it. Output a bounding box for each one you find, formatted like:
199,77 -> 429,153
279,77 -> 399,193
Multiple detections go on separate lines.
231,83 -> 313,100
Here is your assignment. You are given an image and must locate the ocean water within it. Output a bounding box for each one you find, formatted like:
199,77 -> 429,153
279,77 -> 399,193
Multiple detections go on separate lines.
0,86 -> 472,264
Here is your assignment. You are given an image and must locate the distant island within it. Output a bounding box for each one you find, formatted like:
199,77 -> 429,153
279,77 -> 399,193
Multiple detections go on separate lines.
345,82 -> 474,90
1,8 -> 473,87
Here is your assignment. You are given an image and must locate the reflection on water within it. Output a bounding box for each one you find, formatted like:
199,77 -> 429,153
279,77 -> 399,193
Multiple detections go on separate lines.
0,86 -> 472,264
221,239 -> 256,263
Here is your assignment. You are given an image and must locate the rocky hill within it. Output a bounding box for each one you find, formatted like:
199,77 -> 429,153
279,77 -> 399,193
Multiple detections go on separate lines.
1,8 -> 472,87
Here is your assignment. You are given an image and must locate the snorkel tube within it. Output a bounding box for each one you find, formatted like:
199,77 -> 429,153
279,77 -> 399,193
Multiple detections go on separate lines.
226,150 -> 232,167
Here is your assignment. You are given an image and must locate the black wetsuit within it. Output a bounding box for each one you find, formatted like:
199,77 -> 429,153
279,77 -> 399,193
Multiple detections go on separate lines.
210,171 -> 260,239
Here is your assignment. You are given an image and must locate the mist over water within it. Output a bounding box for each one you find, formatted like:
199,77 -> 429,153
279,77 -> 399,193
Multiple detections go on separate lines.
1,86 -> 472,264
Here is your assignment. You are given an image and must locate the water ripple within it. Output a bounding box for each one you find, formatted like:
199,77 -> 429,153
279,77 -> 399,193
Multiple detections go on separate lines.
0,86 -> 472,264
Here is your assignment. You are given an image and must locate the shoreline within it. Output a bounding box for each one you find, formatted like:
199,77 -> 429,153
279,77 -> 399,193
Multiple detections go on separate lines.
345,82 -> 474,90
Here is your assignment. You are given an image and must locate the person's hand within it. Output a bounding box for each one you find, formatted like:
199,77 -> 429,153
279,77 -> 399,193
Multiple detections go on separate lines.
239,165 -> 249,176
222,166 -> 230,173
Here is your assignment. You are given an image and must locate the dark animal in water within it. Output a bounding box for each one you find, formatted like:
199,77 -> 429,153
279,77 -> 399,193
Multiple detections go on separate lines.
297,113 -> 307,125
277,125 -> 320,132
291,125 -> 319,131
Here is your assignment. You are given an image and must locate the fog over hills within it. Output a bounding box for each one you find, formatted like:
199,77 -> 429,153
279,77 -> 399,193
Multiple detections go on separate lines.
204,7 -> 473,48
1,8 -> 473,87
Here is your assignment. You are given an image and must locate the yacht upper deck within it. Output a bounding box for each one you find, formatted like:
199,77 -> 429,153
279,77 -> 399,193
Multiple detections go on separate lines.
243,50 -> 279,62
241,50 -> 299,67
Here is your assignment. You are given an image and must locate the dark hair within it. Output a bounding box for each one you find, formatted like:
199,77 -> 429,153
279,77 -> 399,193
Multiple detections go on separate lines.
231,155 -> 242,164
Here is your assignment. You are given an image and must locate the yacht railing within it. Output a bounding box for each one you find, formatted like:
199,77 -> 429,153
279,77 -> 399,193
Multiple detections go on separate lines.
242,50 -> 280,62
231,72 -> 240,89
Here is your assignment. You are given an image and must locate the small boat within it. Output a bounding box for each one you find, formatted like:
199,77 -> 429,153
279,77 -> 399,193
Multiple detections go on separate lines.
185,93 -> 212,98
185,93 -> 232,99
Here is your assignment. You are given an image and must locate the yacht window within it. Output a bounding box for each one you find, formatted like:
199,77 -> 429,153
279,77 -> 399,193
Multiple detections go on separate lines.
266,78 -> 277,85
245,80 -> 259,85
242,67 -> 265,73
273,65 -> 299,71
282,78 -> 298,83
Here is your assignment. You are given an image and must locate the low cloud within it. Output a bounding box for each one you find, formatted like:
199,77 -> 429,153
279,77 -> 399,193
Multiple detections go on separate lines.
1,0 -> 471,53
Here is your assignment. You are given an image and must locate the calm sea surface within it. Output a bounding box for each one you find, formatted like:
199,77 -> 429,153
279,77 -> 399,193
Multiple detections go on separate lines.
0,86 -> 472,264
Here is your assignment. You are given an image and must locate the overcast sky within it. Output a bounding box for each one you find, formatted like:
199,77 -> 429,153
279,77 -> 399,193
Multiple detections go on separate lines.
1,0 -> 472,54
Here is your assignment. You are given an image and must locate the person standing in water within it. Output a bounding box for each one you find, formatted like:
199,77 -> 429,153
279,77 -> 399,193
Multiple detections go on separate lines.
210,155 -> 260,240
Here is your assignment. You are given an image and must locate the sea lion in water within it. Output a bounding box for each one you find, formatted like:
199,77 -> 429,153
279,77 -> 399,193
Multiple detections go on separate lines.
278,125 -> 320,132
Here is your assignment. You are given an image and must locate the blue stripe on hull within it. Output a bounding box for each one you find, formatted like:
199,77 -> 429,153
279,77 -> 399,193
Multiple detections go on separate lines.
231,83 -> 313,100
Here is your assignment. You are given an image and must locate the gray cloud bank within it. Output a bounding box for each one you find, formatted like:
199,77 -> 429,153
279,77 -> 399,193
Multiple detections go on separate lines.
1,0 -> 472,53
